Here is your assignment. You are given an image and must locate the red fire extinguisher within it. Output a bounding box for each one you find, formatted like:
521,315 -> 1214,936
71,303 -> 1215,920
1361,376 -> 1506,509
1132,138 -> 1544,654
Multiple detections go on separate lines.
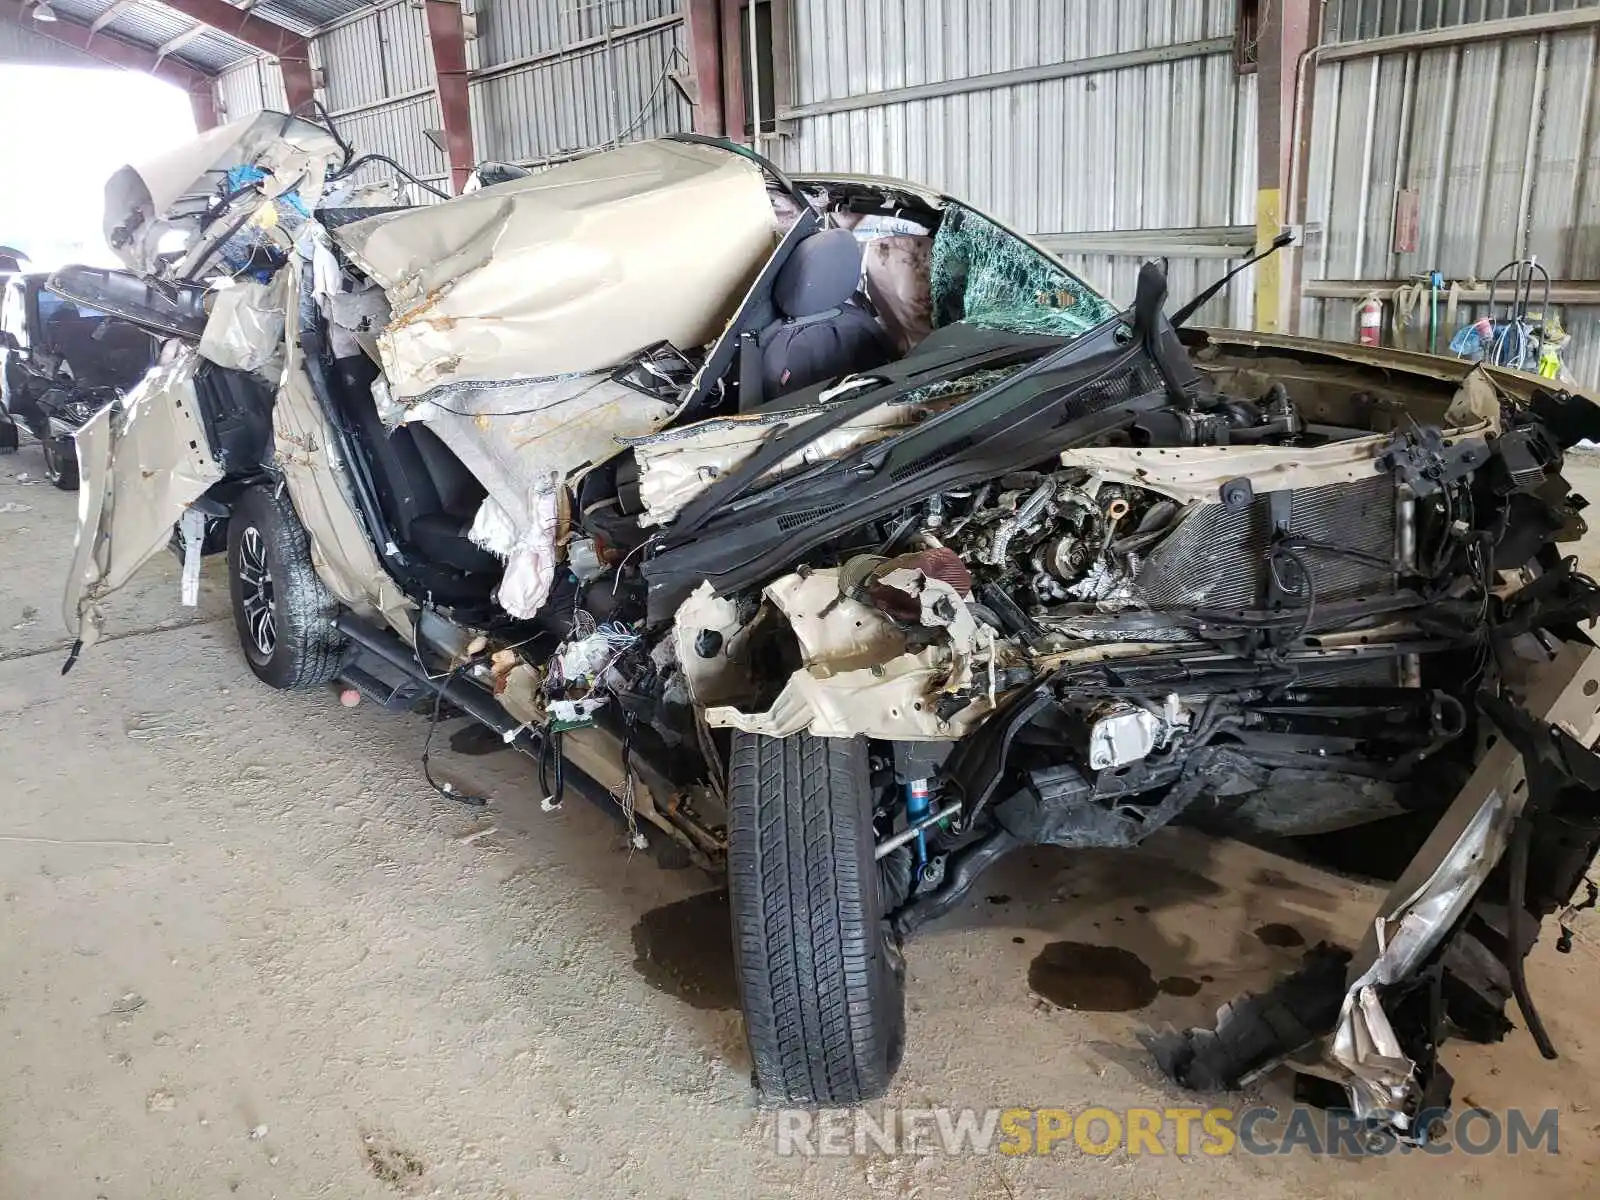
1357,292 -> 1384,347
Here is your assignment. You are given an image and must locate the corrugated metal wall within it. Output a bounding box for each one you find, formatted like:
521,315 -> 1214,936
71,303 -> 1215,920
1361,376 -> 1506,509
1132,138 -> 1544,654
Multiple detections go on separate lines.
210,0 -> 1251,322
776,0 -> 1257,326
467,6 -> 691,167
0,19 -> 108,67
215,0 -> 690,191
303,3 -> 450,189
1301,3 -> 1600,385
1324,0 -> 1591,40
216,56 -> 288,120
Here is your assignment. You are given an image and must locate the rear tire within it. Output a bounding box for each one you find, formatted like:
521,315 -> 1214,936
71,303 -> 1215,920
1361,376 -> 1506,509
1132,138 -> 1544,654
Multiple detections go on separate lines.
726,731 -> 905,1105
227,484 -> 344,690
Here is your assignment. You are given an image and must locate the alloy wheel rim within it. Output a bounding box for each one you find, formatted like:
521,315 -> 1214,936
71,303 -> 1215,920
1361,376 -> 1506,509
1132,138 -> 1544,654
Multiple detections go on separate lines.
238,526 -> 276,657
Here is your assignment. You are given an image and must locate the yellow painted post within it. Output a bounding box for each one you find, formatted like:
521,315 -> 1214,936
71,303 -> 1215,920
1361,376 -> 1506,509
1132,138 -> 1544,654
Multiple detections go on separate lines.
1255,188 -> 1285,333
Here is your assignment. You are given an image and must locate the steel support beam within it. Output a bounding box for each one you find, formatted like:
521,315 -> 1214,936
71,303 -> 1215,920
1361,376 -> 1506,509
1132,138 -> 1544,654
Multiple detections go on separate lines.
777,36 -> 1234,121
155,24 -> 207,62
1253,0 -> 1319,335
1320,6 -> 1600,62
1034,224 -> 1260,259
88,0 -> 138,33
0,0 -> 220,128
423,0 -> 474,195
134,0 -> 301,55
1305,278 -> 1600,306
135,0 -> 315,112
718,0 -> 746,145
680,0 -> 724,135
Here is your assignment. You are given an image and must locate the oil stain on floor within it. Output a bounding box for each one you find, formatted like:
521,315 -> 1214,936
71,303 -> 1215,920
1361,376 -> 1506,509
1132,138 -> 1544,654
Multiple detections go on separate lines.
631,889 -> 739,1011
1255,922 -> 1307,948
1028,942 -> 1206,1011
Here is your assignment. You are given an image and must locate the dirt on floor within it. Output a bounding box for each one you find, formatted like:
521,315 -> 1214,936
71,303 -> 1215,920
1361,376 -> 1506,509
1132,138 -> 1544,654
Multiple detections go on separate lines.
2,444 -> 1600,1199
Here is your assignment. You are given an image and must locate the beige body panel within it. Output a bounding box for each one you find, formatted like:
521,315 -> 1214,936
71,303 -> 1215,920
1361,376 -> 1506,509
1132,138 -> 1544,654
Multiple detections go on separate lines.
64,350 -> 223,646
274,292 -> 416,638
697,569 -> 1007,742
1058,419 -> 1490,504
330,139 -> 779,399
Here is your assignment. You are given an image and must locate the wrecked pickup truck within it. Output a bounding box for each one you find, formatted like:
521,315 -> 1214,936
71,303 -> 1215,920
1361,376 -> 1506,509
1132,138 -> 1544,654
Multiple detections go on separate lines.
54,110 -> 1600,1136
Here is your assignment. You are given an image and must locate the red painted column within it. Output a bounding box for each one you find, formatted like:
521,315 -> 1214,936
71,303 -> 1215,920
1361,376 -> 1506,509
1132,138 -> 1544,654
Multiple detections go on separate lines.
278,48 -> 315,114
682,0 -> 725,136
424,0 -> 475,195
719,0 -> 746,145
190,81 -> 219,130
1254,0 -> 1319,333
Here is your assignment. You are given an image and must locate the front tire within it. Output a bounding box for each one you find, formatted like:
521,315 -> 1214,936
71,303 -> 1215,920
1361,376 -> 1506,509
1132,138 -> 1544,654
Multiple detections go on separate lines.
727,731 -> 905,1105
227,484 -> 344,690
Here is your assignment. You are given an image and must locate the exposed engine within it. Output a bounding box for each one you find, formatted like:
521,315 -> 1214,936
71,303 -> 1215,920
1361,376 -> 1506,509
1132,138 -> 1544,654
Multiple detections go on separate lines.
910,469 -> 1174,608
897,387 -> 1321,614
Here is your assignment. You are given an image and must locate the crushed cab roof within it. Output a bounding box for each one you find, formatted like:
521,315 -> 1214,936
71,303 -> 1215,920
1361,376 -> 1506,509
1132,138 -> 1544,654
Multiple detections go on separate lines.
330,138 -> 780,399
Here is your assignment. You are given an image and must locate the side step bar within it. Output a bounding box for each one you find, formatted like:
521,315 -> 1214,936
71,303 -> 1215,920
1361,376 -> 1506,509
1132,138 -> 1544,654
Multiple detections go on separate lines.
332,612 -> 630,828
334,612 -> 542,754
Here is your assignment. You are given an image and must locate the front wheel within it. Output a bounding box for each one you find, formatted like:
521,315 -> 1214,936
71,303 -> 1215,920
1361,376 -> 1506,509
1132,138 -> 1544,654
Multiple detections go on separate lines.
726,731 -> 905,1105
227,484 -> 345,690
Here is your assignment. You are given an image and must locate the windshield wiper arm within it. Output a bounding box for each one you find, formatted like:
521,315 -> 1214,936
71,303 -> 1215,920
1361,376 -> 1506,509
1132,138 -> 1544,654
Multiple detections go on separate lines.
1170,229 -> 1296,329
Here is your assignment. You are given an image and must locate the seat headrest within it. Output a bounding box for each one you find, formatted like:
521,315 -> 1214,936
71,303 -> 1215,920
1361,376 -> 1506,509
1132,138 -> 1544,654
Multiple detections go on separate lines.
772,227 -> 864,319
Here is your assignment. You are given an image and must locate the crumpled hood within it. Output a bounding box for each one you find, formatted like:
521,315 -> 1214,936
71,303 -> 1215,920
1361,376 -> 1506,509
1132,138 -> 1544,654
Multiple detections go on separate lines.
329,138 -> 778,400
104,111 -> 341,279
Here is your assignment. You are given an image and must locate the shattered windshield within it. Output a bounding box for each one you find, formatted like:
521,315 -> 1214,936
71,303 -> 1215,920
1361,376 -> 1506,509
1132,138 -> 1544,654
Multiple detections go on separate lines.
930,204 -> 1116,338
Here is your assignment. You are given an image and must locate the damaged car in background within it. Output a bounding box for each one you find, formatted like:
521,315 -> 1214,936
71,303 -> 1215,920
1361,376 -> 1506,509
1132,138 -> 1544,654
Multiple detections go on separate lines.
0,269 -> 165,489
54,109 -> 1600,1138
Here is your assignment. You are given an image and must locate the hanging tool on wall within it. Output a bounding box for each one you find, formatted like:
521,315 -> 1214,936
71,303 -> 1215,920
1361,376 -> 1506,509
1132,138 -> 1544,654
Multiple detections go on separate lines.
1448,258 -> 1559,373
1538,315 -> 1570,379
1429,270 -> 1446,354
1390,271 -> 1456,353
1487,258 -> 1552,372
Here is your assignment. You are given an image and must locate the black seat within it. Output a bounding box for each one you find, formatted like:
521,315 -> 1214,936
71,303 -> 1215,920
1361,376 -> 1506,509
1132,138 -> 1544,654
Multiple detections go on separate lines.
405,429 -> 501,573
750,228 -> 893,402
333,355 -> 502,577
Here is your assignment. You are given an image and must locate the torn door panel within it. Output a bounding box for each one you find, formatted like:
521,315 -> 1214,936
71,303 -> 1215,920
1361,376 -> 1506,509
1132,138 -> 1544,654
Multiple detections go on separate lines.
64,347 -> 223,646
273,313 -> 414,637
329,139 -> 780,399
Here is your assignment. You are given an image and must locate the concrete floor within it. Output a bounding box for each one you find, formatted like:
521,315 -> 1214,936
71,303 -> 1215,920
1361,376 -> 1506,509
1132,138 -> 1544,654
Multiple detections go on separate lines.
2,441 -> 1599,1199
